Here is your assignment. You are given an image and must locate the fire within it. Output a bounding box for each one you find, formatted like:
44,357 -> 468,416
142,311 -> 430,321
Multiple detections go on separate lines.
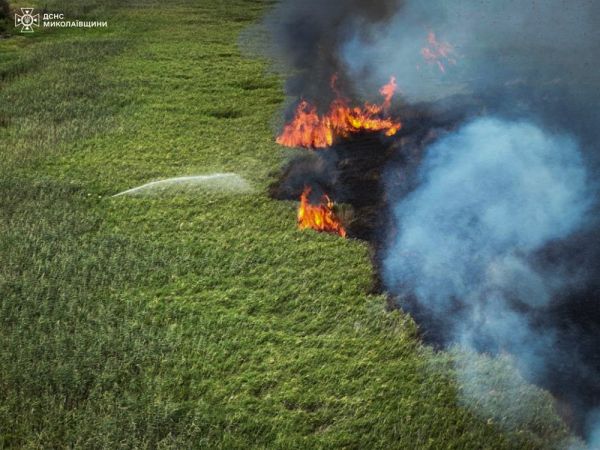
297,186 -> 347,238
421,31 -> 457,73
276,77 -> 402,149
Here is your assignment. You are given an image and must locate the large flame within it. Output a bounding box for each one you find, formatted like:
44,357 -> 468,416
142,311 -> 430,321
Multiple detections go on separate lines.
297,186 -> 347,237
276,77 -> 402,149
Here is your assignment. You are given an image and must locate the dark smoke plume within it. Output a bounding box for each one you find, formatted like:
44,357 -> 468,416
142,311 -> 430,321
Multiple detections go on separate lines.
261,0 -> 600,444
262,0 -> 404,111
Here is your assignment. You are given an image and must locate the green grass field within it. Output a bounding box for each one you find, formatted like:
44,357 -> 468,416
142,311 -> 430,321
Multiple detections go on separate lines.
0,1 -> 575,448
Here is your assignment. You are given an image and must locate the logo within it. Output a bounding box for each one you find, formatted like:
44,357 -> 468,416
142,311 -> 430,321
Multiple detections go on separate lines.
14,8 -> 40,33
13,9 -> 108,32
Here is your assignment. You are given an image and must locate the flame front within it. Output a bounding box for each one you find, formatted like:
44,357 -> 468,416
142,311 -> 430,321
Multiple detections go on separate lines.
297,187 -> 347,237
276,77 -> 402,149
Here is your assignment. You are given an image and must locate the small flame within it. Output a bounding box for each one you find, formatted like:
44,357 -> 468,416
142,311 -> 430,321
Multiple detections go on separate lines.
276,77 -> 402,149
421,31 -> 457,73
379,76 -> 397,112
297,186 -> 347,238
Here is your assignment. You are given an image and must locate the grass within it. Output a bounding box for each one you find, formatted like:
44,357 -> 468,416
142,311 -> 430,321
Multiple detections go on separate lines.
0,0 -> 575,448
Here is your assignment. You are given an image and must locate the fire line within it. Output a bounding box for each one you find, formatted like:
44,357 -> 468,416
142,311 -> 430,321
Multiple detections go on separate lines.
276,76 -> 402,149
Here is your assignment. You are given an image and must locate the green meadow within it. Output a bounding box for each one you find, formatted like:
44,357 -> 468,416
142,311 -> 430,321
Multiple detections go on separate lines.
0,0 -> 574,448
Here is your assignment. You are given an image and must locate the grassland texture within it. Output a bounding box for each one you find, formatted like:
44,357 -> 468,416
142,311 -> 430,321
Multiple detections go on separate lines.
0,0 -> 573,448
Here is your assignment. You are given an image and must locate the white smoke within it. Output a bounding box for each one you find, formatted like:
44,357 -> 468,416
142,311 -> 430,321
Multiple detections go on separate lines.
383,118 -> 593,437
384,119 -> 589,309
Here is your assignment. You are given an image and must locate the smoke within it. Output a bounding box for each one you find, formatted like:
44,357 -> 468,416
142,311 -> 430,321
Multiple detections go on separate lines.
586,413 -> 600,450
261,0 -> 404,110
383,118 -> 596,433
384,118 -> 590,312
341,0 -> 600,151
383,118 -> 599,442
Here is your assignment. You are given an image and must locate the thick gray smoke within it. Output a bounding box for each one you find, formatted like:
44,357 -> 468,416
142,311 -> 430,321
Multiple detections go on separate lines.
382,118 -> 600,444
262,0 -> 404,110
381,118 -> 600,442
343,2 -> 599,93
383,118 -> 590,319
262,0 -> 600,443
384,118 -> 589,301
383,118 -> 594,432
342,0 -> 600,151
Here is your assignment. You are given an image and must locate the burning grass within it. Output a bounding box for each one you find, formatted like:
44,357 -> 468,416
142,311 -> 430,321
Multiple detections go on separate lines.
275,78 -> 403,238
0,0 -> 575,448
276,77 -> 401,149
297,186 -> 347,237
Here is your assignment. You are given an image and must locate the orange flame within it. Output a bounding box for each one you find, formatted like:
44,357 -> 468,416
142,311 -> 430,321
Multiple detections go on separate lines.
379,76 -> 397,112
276,77 -> 402,149
421,31 -> 457,73
297,186 -> 347,238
